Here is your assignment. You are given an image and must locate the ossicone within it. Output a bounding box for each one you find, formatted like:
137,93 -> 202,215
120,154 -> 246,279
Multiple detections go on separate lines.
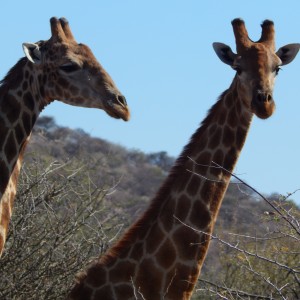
231,18 -> 275,52
49,17 -> 76,42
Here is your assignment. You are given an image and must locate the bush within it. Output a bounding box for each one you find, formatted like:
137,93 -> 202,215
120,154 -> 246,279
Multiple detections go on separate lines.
0,158 -> 123,300
194,184 -> 300,299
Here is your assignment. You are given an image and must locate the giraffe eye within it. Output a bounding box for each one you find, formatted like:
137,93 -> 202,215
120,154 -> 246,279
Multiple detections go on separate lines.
275,66 -> 281,76
59,63 -> 81,73
232,65 -> 242,75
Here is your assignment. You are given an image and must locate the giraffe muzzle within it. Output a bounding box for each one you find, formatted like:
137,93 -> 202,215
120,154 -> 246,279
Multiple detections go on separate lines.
105,94 -> 130,121
251,91 -> 275,119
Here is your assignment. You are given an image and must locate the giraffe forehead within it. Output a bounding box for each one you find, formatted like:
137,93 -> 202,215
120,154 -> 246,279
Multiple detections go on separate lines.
68,44 -> 100,66
40,41 -> 99,68
237,44 -> 280,70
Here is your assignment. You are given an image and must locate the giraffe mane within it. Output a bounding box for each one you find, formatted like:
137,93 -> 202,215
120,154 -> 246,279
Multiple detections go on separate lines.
1,40 -> 48,91
0,57 -> 27,90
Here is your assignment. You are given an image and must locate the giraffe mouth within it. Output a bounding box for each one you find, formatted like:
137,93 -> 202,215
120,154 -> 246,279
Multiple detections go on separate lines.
251,98 -> 276,119
105,104 -> 130,121
104,95 -> 130,121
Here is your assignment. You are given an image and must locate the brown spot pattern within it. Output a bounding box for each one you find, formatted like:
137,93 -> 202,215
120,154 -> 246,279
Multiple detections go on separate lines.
160,196 -> 175,232
1,94 -> 20,124
22,112 -> 32,135
175,195 -> 191,221
208,124 -> 217,135
114,284 -> 133,299
211,150 -> 224,177
109,261 -> 135,282
24,92 -> 35,110
146,224 -> 164,254
187,175 -> 201,196
0,117 -> 8,150
225,93 -> 234,107
136,258 -> 163,297
22,81 -> 28,91
172,227 -> 200,260
165,263 -> 196,298
7,98 -> 21,124
93,285 -> 113,299
195,150 -> 211,170
69,85 -> 79,96
129,241 -> 144,261
85,265 -> 107,287
223,125 -> 235,148
156,238 -> 176,269
208,127 -> 222,149
14,124 -> 25,145
218,111 -> 227,126
223,147 -> 238,171
189,200 -> 212,229
236,100 -> 242,114
228,108 -> 238,128
174,172 -> 191,194
200,181 -> 216,204
58,77 -> 69,87
236,126 -> 247,149
4,132 -> 17,162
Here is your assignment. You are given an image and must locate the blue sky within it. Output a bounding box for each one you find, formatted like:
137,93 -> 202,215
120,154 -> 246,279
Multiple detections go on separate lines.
1,1 -> 300,204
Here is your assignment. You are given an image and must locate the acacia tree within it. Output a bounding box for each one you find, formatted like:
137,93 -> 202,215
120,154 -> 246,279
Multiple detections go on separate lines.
194,181 -> 300,300
0,158 -> 123,300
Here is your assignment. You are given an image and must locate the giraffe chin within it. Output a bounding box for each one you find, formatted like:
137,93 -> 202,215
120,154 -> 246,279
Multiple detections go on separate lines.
106,108 -> 130,121
251,102 -> 276,119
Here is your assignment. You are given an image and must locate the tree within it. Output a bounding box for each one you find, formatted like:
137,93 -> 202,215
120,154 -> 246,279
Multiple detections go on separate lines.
0,158 -> 122,300
193,179 -> 300,299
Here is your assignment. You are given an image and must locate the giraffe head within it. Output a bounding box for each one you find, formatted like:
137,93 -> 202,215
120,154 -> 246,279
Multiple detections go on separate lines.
22,17 -> 129,121
213,19 -> 300,119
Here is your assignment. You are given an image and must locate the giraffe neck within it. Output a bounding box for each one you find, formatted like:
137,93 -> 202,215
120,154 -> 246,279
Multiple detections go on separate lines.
68,78 -> 253,300
0,58 -> 44,256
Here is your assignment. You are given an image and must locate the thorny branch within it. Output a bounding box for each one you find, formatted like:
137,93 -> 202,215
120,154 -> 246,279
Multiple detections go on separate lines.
182,157 -> 300,299
187,156 -> 300,236
174,216 -> 299,276
196,278 -> 273,300
210,161 -> 300,236
0,159 -> 121,300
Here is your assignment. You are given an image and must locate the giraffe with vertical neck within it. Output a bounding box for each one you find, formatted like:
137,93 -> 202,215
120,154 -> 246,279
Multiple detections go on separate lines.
0,17 -> 130,257
68,19 -> 299,300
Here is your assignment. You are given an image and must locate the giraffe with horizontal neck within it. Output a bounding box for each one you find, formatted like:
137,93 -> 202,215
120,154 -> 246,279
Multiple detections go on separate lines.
68,19 -> 299,300
0,17 -> 130,257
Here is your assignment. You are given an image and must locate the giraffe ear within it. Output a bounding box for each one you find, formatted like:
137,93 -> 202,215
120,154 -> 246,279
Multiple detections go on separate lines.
22,43 -> 42,64
276,43 -> 300,66
213,42 -> 236,66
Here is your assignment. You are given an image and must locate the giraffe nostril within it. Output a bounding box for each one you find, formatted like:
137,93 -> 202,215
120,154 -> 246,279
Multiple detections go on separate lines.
117,95 -> 127,107
256,92 -> 273,103
256,93 -> 265,103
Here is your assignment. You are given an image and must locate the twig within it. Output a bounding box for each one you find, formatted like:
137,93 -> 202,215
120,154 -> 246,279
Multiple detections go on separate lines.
211,161 -> 300,236
197,278 -> 273,299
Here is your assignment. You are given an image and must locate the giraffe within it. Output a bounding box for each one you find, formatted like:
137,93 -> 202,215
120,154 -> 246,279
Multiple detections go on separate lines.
0,17 -> 130,257
68,19 -> 299,300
